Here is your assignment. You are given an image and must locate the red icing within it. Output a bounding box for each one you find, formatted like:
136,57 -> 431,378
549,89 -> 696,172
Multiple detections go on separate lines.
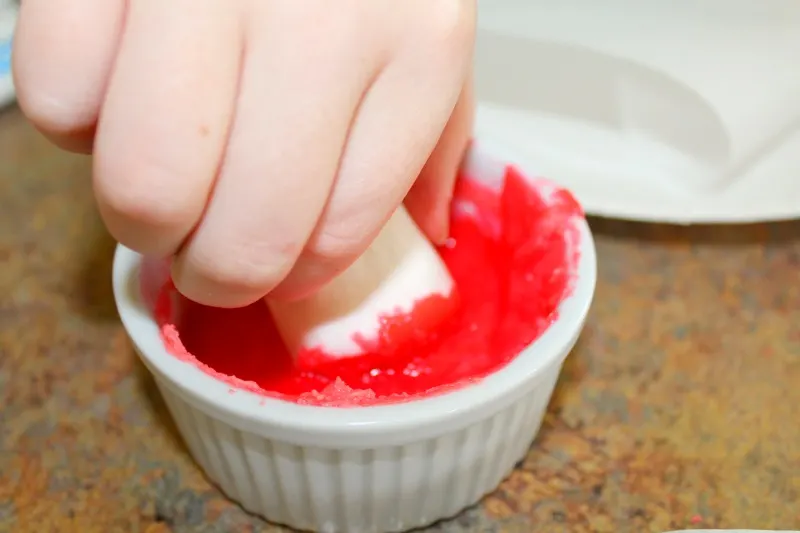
154,166 -> 583,407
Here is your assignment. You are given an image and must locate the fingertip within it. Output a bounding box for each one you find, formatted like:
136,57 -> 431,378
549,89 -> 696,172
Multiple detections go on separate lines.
428,201 -> 453,246
171,228 -> 304,308
268,253 -> 344,302
170,255 -> 270,309
404,173 -> 454,245
92,152 -> 207,257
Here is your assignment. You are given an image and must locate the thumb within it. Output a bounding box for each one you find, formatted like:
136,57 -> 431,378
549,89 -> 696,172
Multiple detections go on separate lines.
405,72 -> 474,245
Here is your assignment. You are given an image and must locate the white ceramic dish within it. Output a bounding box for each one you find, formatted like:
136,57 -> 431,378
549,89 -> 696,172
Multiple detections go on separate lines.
474,0 -> 800,223
113,140 -> 597,533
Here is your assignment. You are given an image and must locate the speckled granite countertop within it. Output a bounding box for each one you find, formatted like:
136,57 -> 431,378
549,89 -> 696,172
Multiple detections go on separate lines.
1,105 -> 799,533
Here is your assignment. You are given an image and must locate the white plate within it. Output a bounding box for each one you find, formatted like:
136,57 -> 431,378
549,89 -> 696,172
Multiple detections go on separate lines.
474,0 -> 800,223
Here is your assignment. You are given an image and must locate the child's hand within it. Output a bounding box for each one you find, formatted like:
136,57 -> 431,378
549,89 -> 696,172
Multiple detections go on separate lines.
14,0 -> 475,307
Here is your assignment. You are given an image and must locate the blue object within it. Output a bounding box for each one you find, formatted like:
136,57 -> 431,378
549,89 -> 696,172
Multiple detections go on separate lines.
0,36 -> 10,76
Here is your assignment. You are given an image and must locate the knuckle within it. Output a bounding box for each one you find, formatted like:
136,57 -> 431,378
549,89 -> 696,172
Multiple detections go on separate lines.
424,0 -> 476,50
308,225 -> 369,266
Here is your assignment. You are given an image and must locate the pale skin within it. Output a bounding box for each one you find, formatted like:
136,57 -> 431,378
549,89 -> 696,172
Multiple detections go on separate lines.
13,0 -> 476,308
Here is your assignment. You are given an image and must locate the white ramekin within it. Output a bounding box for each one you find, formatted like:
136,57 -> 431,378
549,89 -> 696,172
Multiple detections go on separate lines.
112,140 -> 597,533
